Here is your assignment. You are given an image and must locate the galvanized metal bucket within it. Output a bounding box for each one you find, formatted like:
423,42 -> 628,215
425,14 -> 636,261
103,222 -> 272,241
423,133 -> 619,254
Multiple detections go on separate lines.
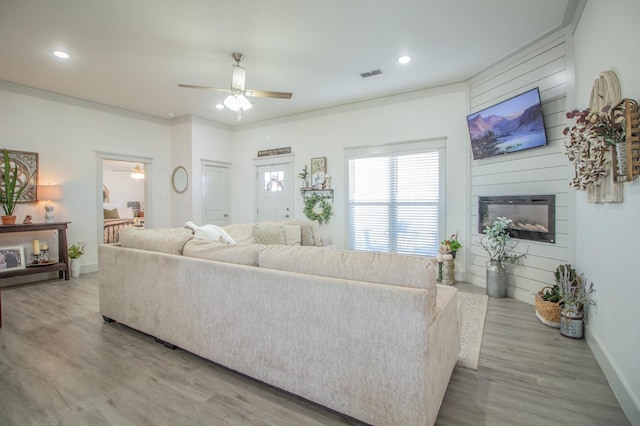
560,303 -> 584,338
486,260 -> 506,297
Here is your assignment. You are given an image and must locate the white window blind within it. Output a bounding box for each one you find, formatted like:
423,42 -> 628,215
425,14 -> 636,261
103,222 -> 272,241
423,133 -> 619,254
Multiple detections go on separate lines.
348,150 -> 441,257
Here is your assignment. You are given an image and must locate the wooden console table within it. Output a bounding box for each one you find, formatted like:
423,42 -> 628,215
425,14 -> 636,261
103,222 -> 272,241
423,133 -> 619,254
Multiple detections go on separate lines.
0,222 -> 71,327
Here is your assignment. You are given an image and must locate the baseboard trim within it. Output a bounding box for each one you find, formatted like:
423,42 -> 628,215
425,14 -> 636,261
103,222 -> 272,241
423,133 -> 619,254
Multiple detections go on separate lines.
586,328 -> 639,424
79,263 -> 99,275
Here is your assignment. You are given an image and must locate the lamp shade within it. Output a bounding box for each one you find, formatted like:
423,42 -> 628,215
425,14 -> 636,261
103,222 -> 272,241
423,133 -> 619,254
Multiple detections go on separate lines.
37,185 -> 62,201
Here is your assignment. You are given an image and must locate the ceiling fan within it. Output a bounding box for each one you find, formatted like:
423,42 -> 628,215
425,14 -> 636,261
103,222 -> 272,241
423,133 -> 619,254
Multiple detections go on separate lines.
113,164 -> 145,180
178,52 -> 293,121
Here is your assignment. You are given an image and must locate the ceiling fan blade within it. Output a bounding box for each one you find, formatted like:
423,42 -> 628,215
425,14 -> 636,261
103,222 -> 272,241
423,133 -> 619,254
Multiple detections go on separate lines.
245,89 -> 293,99
177,84 -> 230,93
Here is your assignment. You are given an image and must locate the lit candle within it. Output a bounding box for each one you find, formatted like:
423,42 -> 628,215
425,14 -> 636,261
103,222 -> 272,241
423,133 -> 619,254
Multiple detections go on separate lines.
33,240 -> 41,255
41,243 -> 48,251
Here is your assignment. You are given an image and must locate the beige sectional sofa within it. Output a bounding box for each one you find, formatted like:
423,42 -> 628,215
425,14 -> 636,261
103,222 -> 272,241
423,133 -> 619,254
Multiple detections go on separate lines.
98,225 -> 460,426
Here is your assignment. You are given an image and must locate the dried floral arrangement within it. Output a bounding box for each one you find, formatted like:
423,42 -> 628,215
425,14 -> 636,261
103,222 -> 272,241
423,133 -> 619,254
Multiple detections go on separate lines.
563,105 -> 625,190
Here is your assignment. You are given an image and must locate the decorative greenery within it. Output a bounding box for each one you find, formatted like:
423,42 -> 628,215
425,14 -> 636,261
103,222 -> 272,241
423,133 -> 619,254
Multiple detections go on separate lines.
479,217 -> 527,264
555,263 -> 595,308
539,284 -> 562,303
563,106 -> 625,190
303,193 -> 333,224
0,148 -> 35,216
440,233 -> 462,253
68,242 -> 87,259
298,165 -> 309,181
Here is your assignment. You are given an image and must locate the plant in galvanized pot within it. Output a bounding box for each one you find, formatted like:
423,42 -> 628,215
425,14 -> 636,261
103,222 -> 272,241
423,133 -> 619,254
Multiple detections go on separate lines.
556,265 -> 595,339
0,148 -> 35,225
479,217 -> 527,298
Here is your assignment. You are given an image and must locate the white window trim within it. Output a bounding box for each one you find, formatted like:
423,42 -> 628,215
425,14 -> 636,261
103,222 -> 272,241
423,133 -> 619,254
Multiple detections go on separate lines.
343,138 -> 446,255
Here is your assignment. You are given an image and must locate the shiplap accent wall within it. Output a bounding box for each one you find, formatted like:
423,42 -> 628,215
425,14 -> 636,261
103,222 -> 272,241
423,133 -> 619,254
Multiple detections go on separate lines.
468,30 -> 574,303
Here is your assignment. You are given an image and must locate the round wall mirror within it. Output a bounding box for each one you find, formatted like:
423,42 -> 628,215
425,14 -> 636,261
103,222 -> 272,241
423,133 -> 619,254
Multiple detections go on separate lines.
172,166 -> 189,193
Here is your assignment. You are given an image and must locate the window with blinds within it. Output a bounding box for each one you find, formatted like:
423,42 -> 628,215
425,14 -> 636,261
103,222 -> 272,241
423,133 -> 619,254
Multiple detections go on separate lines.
348,150 -> 441,257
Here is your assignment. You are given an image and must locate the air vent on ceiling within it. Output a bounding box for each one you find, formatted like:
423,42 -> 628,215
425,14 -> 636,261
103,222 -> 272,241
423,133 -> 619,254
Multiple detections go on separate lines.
360,69 -> 383,78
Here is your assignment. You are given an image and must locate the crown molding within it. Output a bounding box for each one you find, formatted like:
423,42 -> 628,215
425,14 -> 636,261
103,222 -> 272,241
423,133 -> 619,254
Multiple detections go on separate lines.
0,80 -> 169,126
232,81 -> 469,132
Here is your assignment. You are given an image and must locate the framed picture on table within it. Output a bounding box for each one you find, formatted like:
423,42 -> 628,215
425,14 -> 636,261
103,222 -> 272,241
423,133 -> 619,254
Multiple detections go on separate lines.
310,157 -> 326,189
0,246 -> 26,272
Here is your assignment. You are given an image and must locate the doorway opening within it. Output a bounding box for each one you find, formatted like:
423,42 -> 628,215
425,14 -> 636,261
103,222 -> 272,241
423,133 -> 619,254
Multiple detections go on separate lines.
97,153 -> 152,243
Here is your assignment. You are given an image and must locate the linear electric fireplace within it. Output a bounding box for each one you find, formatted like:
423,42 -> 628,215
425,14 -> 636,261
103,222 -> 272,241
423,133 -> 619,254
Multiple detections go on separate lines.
478,195 -> 555,243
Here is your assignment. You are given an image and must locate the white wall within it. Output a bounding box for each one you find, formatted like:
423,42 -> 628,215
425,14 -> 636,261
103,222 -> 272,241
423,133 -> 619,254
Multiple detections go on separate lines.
467,31 -> 573,302
170,117 -> 193,227
0,84 -> 172,276
230,85 -> 469,276
573,1 -> 640,423
169,116 -> 232,226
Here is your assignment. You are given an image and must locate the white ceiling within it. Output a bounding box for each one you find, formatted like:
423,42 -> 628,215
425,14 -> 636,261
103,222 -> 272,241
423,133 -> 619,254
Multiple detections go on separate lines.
0,0 -> 577,127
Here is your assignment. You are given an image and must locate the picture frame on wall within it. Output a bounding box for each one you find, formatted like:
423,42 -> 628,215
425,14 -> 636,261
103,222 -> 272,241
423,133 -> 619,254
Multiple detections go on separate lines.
0,246 -> 26,272
310,157 -> 326,189
0,150 -> 39,202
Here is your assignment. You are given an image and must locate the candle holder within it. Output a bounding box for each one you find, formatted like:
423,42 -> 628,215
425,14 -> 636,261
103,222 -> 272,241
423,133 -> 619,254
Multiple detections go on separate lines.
31,248 -> 51,265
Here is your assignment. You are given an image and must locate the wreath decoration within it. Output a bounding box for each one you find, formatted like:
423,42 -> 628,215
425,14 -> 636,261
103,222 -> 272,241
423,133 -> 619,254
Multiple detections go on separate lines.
303,193 -> 333,224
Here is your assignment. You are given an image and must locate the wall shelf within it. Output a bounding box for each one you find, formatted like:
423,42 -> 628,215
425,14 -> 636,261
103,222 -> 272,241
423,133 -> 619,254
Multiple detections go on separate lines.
300,189 -> 333,200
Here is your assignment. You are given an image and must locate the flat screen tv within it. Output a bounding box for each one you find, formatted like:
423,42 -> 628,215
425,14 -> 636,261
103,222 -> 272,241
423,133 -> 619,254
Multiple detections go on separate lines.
467,87 -> 548,160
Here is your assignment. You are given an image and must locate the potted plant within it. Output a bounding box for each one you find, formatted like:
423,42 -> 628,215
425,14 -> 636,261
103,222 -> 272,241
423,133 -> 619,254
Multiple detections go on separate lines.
479,217 -> 526,297
0,148 -> 35,225
440,232 -> 462,258
68,242 -> 86,278
436,233 -> 462,285
556,264 -> 595,339
534,264 -> 573,328
298,165 -> 309,189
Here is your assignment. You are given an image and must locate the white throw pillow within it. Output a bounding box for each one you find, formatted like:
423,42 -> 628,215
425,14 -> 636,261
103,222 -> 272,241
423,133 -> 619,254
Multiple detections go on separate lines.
184,221 -> 236,244
195,224 -> 236,244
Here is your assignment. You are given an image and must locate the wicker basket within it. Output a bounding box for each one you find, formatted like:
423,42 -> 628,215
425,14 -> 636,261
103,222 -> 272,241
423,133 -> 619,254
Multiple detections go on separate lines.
534,286 -> 562,328
611,98 -> 640,183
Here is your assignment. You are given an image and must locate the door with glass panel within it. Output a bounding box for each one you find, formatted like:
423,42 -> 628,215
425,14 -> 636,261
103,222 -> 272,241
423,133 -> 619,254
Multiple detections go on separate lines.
257,162 -> 293,222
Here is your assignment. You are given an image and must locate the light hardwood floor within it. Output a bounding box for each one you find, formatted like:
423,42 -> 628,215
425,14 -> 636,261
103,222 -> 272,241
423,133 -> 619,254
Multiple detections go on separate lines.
0,275 -> 629,425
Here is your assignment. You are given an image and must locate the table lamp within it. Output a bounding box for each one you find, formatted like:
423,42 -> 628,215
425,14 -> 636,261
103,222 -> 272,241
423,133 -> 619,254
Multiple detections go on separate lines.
37,185 -> 62,223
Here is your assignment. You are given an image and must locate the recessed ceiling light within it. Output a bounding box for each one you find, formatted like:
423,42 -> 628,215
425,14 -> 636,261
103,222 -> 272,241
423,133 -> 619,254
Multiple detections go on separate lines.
398,55 -> 412,65
215,104 -> 224,110
52,50 -> 70,59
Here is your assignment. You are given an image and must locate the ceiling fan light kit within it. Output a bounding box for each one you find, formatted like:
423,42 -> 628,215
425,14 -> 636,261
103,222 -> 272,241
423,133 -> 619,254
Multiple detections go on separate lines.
223,94 -> 252,112
178,52 -> 292,121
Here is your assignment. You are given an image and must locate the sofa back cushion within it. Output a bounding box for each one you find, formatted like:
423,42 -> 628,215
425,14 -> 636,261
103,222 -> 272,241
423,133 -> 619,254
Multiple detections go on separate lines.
259,245 -> 436,295
222,223 -> 255,244
282,219 -> 322,246
183,238 -> 263,266
119,227 -> 193,255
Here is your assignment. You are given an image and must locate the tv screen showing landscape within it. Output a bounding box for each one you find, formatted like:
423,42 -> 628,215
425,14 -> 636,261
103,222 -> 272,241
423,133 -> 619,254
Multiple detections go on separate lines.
467,87 -> 548,160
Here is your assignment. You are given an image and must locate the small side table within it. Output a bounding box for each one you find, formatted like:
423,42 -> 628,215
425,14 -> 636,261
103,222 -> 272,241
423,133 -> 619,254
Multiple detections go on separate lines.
0,221 -> 71,328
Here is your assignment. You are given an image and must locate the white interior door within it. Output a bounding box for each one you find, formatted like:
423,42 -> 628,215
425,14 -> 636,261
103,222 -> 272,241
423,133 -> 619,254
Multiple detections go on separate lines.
202,164 -> 229,226
257,162 -> 293,222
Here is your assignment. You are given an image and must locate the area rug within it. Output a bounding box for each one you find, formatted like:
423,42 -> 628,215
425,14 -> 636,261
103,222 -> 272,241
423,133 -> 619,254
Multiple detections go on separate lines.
456,292 -> 489,370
